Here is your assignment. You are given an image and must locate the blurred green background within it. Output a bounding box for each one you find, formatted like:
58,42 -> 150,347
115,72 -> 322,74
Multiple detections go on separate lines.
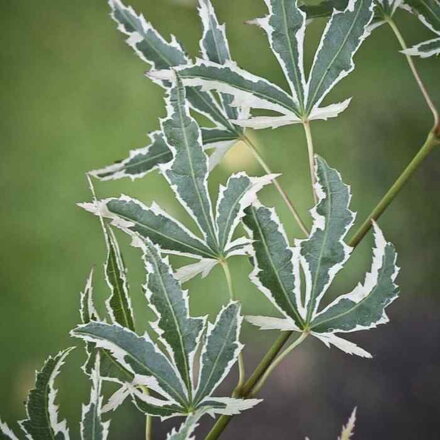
1,0 -> 439,438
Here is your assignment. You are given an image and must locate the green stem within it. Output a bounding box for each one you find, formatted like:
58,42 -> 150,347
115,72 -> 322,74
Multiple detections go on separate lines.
206,129 -> 440,440
250,332 -> 308,397
386,18 -> 439,131
349,130 -> 439,248
140,386 -> 153,440
204,331 -> 292,440
145,416 -> 152,440
220,260 -> 245,393
302,121 -> 317,204
205,20 -> 440,440
241,134 -> 309,237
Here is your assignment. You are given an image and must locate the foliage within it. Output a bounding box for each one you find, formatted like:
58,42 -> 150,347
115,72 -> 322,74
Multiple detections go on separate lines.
3,0 -> 439,438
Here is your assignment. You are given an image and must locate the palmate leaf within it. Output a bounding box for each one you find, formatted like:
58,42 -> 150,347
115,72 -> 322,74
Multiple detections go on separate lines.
245,156 -> 399,358
72,315 -> 259,419
19,348 -> 74,440
72,322 -> 189,407
94,0 -> 246,182
150,0 -> 374,128
71,254 -> 259,420
0,350 -> 116,440
80,81 -> 274,282
80,356 -> 110,440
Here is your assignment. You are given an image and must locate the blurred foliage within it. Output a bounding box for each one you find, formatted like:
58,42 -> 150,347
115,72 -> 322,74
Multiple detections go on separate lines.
0,0 -> 439,438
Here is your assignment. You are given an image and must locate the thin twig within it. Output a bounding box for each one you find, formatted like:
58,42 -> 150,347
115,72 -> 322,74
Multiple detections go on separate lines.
386,18 -> 439,131
250,332 -> 308,397
220,260 -> 245,393
241,134 -> 309,237
302,121 -> 317,204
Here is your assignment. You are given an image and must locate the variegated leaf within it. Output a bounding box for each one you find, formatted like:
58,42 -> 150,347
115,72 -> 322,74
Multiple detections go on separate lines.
141,238 -> 205,394
108,0 -> 236,130
0,420 -> 19,440
245,156 -> 399,357
79,197 -> 216,259
20,348 -> 74,440
161,78 -> 219,251
311,223 -> 399,333
91,127 -> 240,183
131,388 -> 184,418
300,0 -> 349,19
305,0 -> 375,113
198,397 -> 262,416
79,268 -> 133,383
216,173 -> 278,251
242,204 -> 304,329
165,410 -> 207,440
148,60 -> 299,117
198,0 -> 240,121
401,36 -> 440,57
402,0 -> 440,35
104,226 -> 135,331
338,407 -> 357,440
80,268 -> 99,325
258,0 -> 307,111
194,302 -> 242,404
90,131 -> 171,181
81,356 -> 110,440
300,156 -> 355,323
71,322 -> 189,407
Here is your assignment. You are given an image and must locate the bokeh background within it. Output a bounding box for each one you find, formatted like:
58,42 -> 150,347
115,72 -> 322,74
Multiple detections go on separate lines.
1,0 -> 439,438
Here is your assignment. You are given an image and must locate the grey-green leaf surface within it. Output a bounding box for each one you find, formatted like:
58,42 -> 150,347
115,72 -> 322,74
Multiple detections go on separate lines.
305,0 -> 374,112
81,356 -> 110,440
300,0 -> 349,18
80,268 -> 99,325
403,0 -> 440,34
108,0 -> 234,130
402,36 -> 440,57
72,322 -> 188,406
79,197 -> 216,259
166,410 -> 207,440
20,348 -> 74,440
216,173 -> 276,251
90,131 -> 172,181
161,79 -> 219,252
79,269 -> 133,383
165,60 -> 299,116
91,128 -> 239,182
194,302 -> 242,404
243,204 -> 304,329
198,0 -> 240,121
132,393 -> 183,418
311,223 -> 399,333
300,156 -> 355,323
142,239 -> 204,394
104,227 -> 135,331
260,0 -> 307,111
